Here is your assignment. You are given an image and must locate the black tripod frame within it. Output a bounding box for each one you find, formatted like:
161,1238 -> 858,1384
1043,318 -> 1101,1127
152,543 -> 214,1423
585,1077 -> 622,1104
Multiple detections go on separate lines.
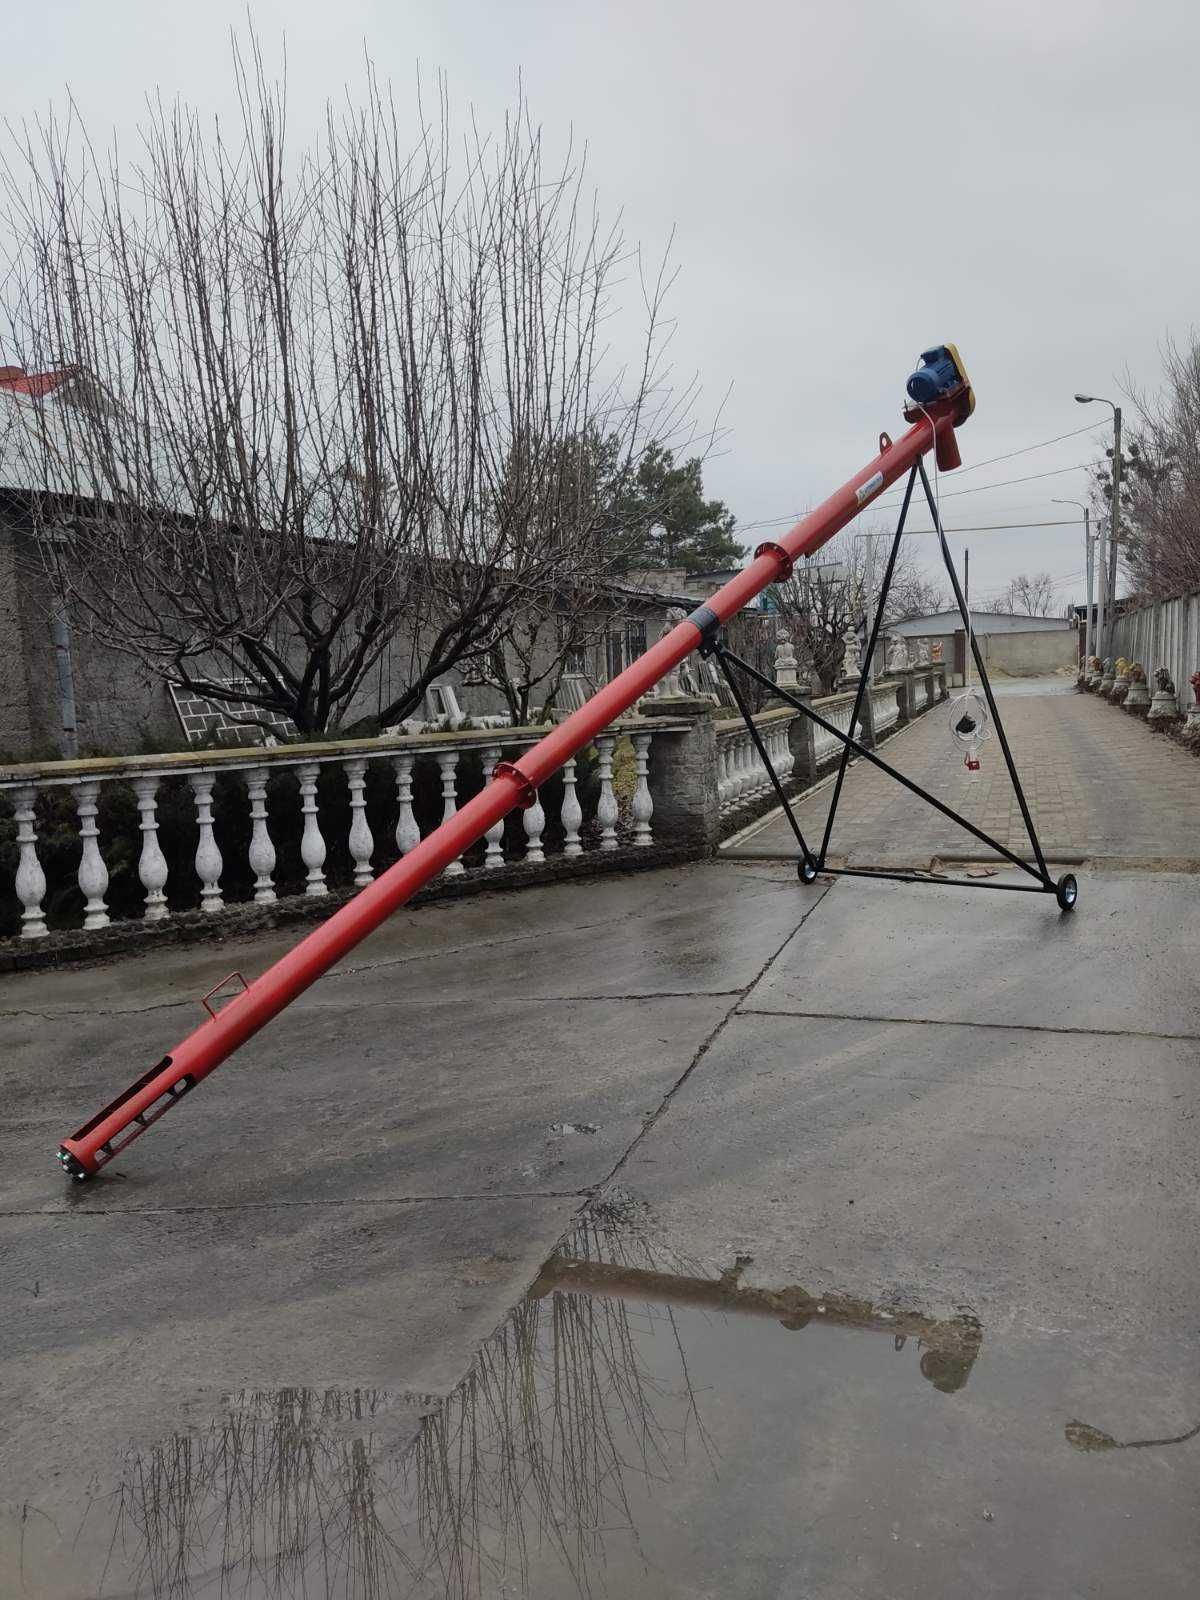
705,460 -> 1078,911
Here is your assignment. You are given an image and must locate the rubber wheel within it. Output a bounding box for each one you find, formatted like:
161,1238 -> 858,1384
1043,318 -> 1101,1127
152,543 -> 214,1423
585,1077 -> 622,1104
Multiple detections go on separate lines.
798,858 -> 820,884
1055,872 -> 1078,912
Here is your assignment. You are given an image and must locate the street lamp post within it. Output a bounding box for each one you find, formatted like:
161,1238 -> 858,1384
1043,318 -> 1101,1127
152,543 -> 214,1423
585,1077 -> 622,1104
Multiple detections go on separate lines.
1074,393 -> 1123,659
1053,498 -> 1095,664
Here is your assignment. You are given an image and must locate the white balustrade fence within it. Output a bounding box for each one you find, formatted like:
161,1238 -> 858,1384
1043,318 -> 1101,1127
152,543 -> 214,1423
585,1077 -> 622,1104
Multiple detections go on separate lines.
811,697 -> 861,768
718,682 -> 912,818
873,683 -> 901,736
716,709 -> 797,816
0,676 -> 938,946
0,722 -> 679,941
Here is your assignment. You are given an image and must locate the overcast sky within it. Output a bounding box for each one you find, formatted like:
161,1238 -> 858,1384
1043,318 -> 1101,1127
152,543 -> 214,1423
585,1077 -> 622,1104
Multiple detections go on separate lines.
11,0 -> 1200,609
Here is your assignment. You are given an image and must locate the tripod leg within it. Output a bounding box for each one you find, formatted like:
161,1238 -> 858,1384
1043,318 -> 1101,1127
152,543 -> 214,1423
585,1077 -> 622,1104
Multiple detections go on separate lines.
816,466 -> 918,867
917,460 -> 1054,888
712,646 -> 818,879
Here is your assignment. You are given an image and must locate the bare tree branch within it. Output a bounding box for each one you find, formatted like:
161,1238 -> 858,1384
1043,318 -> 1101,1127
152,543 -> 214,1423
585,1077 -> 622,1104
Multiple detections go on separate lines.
770,526 -> 943,692
0,40 -> 692,736
989,571 -> 1058,616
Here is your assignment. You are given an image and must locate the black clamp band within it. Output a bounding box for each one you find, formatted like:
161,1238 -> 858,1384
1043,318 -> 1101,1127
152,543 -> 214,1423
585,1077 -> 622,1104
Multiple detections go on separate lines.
687,604 -> 722,657
753,541 -> 795,581
493,760 -> 537,809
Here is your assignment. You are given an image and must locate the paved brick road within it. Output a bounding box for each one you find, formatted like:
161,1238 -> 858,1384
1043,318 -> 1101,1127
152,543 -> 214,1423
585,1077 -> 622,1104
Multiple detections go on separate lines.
727,678 -> 1200,866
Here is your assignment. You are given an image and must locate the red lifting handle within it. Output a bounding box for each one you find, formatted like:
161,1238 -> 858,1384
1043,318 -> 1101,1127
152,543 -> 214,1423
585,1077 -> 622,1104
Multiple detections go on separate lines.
200,972 -> 249,1020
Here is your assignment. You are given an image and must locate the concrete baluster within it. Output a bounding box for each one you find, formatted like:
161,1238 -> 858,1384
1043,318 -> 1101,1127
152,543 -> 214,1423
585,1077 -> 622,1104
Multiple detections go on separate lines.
245,767 -> 277,902
482,745 -> 506,867
344,758 -> 375,887
297,762 -> 328,896
393,754 -> 421,856
596,735 -> 619,850
188,774 -> 223,912
523,783 -> 546,864
436,751 -> 464,876
132,775 -> 169,921
74,779 -> 111,929
631,733 -> 654,845
561,756 -> 583,856
13,784 -> 47,938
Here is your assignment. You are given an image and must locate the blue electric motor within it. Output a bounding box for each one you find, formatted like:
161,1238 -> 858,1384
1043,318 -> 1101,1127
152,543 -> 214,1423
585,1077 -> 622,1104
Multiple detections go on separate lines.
906,345 -> 966,406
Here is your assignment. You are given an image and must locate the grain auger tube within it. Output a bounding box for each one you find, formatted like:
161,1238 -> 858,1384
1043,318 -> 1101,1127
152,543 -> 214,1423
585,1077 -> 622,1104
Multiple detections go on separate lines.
57,344 -> 1071,1183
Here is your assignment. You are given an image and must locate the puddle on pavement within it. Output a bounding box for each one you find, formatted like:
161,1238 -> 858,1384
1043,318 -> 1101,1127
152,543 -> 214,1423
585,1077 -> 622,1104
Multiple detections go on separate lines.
4,1210 -> 1197,1599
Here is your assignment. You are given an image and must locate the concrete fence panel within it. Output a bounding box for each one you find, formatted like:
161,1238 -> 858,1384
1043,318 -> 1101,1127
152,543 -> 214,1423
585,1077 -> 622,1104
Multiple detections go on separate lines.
1111,592 -> 1200,707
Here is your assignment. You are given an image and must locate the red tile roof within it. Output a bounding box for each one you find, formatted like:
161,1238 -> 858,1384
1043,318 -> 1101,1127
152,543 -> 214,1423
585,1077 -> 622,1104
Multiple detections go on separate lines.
0,366 -> 77,398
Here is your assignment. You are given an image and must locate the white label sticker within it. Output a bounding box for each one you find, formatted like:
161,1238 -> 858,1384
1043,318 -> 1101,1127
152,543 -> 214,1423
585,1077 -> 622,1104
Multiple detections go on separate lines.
855,471 -> 885,506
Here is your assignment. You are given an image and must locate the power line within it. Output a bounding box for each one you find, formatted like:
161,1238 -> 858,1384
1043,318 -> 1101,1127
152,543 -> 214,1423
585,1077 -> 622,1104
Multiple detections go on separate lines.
740,461 -> 1093,534
738,420 -> 1109,536
873,460 -> 1093,512
894,518 -> 1080,535
939,419 -> 1109,477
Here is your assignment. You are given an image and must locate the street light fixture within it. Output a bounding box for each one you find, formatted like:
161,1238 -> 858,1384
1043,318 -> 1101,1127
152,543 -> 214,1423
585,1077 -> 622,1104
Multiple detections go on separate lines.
1052,498 -> 1097,664
1074,392 -> 1123,659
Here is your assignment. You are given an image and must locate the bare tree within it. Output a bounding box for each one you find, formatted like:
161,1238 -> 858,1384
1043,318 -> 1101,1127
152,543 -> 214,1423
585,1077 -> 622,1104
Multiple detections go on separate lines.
463,597 -> 618,725
991,571 -> 1058,616
0,44 -> 687,736
1092,338 -> 1200,601
771,527 -> 944,691
454,432 -> 638,723
887,569 -> 947,621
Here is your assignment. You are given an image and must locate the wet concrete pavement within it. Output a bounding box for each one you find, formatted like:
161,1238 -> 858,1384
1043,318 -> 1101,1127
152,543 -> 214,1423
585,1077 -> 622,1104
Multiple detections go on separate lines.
2,849 -> 1198,1596
726,674 -> 1200,867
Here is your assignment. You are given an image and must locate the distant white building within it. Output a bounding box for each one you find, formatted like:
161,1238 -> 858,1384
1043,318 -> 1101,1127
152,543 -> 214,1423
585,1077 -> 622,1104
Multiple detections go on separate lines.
890,609 -> 1074,638
890,610 -> 1077,682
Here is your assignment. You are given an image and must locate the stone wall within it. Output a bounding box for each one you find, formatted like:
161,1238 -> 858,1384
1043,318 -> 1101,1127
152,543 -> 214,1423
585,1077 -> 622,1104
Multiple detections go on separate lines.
902,626 -> 1074,685
978,627 -> 1076,677
0,506 -> 671,757
0,515 -> 179,757
641,697 -> 722,852
0,521 -> 34,756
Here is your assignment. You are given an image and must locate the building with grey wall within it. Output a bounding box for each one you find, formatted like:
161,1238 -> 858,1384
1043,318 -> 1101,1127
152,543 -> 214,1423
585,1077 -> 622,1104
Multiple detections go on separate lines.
0,495 -> 684,759
0,362 -> 695,758
891,609 -> 1077,682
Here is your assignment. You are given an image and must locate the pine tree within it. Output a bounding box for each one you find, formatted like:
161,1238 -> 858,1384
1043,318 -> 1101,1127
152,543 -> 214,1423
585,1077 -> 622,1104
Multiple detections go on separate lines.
615,444 -> 742,573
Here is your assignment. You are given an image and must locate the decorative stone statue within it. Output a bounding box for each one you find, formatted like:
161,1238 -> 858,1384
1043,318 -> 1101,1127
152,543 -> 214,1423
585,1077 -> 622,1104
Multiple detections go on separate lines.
1148,666 -> 1180,726
1111,657 -> 1131,705
677,657 -> 697,696
1099,656 -> 1116,696
840,627 -> 860,686
654,607 -> 688,697
1124,663 -> 1150,715
916,637 -> 931,668
774,634 -> 799,689
885,633 -> 908,674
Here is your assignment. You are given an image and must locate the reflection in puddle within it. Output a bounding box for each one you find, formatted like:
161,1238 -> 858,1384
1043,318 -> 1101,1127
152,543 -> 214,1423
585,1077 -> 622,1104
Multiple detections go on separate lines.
15,1216 -> 983,1599
106,1389 -> 409,1598
531,1247 -> 983,1395
1065,1417 -> 1200,1453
